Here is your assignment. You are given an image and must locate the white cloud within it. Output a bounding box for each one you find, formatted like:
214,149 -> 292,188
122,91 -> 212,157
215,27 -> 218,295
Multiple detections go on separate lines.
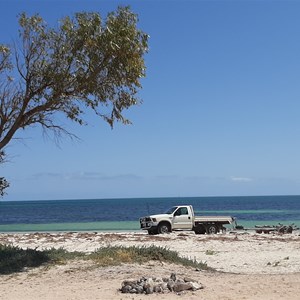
31,172 -> 142,181
230,176 -> 253,182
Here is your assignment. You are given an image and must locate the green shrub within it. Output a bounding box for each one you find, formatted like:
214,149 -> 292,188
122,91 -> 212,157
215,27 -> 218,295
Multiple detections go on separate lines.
90,245 -> 209,270
0,244 -> 49,274
43,247 -> 86,263
0,244 -> 209,275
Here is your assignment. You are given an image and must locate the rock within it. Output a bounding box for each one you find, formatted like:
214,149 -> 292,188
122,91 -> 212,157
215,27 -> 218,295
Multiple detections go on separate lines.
173,282 -> 193,292
160,282 -> 168,291
167,279 -> 175,291
122,280 -> 137,287
188,281 -> 203,291
170,273 -> 177,281
153,285 -> 162,293
145,287 -> 154,294
135,285 -> 144,294
144,277 -> 155,289
121,285 -> 132,293
184,277 -> 195,282
138,276 -> 147,283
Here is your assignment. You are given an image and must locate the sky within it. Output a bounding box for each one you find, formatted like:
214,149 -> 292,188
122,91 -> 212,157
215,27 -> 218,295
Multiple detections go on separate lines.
1,0 -> 300,201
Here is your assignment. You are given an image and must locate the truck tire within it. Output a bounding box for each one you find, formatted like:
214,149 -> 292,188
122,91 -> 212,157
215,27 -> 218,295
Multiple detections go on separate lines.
206,224 -> 218,234
158,222 -> 171,234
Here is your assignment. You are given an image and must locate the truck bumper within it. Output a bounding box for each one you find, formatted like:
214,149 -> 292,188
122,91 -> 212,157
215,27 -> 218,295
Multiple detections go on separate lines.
139,218 -> 158,231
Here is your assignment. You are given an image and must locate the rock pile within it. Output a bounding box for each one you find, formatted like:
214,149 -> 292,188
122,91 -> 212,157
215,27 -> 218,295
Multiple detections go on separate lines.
120,273 -> 203,294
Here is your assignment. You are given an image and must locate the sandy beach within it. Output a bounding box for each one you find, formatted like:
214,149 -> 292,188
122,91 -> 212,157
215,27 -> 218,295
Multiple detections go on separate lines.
1,230 -> 300,299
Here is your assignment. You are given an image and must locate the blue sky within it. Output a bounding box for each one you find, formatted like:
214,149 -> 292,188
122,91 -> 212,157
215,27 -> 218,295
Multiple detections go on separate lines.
1,0 -> 300,200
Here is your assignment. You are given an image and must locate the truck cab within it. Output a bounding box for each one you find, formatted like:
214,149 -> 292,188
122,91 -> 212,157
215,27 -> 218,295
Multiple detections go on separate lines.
166,205 -> 194,230
140,205 -> 195,234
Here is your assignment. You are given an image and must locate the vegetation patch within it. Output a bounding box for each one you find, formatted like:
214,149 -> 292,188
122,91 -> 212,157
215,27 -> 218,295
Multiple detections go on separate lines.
43,247 -> 87,264
0,244 -> 50,274
0,244 -> 209,275
90,245 -> 209,270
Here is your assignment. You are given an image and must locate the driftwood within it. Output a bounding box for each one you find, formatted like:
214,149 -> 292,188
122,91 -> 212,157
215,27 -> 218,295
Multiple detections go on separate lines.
235,223 -> 298,234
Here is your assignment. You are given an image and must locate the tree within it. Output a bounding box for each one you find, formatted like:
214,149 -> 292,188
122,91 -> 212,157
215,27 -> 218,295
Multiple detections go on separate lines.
0,6 -> 149,196
0,177 -> 9,197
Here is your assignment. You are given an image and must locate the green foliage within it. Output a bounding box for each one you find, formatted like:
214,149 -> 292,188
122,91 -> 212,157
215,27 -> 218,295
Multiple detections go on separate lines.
0,151 -> 9,197
90,245 -> 209,270
0,244 -> 49,274
0,245 -> 209,275
43,247 -> 86,263
0,177 -> 9,197
0,6 -> 148,148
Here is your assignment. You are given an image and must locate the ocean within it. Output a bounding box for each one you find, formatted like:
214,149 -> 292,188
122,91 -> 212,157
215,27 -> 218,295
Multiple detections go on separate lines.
0,195 -> 300,232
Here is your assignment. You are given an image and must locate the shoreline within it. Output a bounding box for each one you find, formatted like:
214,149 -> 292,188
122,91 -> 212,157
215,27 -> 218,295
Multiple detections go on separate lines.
0,219 -> 299,233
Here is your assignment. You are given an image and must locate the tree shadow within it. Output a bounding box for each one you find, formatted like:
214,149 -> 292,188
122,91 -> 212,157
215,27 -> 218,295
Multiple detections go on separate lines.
0,244 -> 50,275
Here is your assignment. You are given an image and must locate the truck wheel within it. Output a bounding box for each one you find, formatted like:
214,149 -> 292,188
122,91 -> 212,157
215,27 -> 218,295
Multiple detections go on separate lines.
206,224 -> 218,234
158,223 -> 171,234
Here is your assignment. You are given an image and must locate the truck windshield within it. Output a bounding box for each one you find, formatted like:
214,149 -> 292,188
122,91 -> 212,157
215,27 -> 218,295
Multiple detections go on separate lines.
164,206 -> 178,214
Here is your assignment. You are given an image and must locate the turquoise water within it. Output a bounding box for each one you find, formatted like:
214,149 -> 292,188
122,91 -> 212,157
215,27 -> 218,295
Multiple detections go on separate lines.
0,221 -> 139,232
0,195 -> 300,232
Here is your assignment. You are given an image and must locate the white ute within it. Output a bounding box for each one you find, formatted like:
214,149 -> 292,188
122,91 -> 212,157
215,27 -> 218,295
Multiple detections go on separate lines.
140,205 -> 235,235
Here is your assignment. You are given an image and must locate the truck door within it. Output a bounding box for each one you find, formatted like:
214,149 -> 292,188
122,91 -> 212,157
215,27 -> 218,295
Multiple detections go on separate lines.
172,207 -> 193,230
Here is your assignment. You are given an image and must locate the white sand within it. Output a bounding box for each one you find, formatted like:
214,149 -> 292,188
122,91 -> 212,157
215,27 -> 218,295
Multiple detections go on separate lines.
1,231 -> 300,299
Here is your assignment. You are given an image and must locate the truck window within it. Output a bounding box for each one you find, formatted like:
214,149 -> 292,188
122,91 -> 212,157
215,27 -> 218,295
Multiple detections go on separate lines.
165,206 -> 178,214
174,207 -> 188,216
181,207 -> 188,215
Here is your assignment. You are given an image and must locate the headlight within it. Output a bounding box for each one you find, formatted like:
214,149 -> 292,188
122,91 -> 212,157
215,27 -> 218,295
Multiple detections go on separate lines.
152,218 -> 157,222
